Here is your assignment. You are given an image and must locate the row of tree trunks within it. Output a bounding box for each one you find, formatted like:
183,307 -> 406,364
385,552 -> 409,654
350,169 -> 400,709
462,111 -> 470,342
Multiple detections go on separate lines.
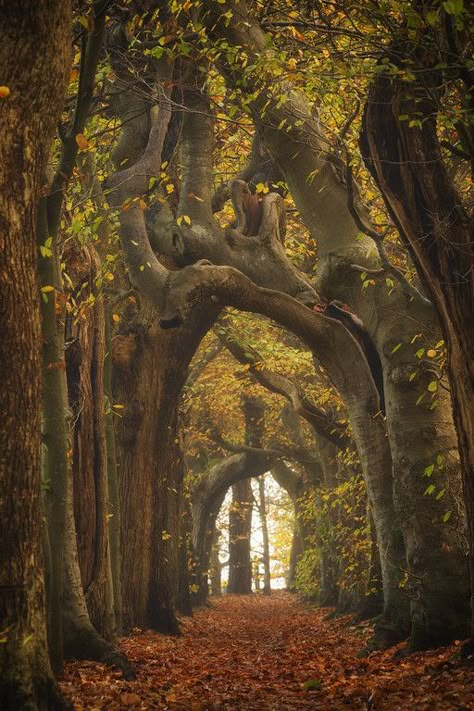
203,0 -> 470,649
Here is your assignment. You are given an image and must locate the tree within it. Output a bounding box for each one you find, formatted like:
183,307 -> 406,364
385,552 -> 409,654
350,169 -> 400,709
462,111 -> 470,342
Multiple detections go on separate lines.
362,0 -> 474,647
0,2 -> 71,707
200,0 -> 469,649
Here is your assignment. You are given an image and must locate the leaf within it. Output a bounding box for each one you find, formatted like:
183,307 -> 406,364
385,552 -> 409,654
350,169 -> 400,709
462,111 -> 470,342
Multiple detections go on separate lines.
40,285 -> 55,293
0,86 -> 11,98
424,484 -> 436,496
427,380 -> 438,392
303,679 -> 322,691
120,693 -> 141,706
424,464 -> 435,477
75,133 -> 89,150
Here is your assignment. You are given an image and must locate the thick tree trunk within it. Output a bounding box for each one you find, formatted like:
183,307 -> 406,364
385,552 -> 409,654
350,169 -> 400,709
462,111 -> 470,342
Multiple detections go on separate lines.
114,304 -> 215,631
0,2 -> 71,706
362,46 -> 472,647
65,245 -> 114,639
228,479 -> 254,595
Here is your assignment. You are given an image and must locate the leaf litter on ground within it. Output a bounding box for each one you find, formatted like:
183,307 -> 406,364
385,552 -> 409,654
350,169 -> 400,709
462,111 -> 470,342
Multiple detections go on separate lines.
60,592 -> 474,710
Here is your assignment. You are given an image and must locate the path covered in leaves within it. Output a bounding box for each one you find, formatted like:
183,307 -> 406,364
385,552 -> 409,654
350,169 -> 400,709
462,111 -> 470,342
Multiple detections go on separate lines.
62,592 -> 474,710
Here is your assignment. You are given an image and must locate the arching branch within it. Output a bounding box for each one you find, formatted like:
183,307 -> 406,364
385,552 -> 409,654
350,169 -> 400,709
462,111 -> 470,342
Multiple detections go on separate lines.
218,323 -> 350,450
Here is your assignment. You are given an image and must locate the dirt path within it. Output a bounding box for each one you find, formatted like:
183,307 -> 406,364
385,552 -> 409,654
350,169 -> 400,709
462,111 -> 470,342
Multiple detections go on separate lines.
61,592 -> 474,710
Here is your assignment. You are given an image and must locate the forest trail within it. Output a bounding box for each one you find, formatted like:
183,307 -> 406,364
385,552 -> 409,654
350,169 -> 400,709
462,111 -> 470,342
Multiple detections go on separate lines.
61,593 -> 474,711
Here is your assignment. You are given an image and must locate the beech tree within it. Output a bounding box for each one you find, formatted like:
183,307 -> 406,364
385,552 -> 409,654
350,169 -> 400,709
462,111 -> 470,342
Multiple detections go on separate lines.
0,2 -> 71,707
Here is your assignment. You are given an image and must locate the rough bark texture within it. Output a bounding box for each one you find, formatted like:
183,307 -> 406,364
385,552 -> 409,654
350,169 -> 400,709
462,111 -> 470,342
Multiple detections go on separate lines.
0,2 -> 71,706
65,245 -> 114,639
362,35 -> 473,646
113,303 -> 216,632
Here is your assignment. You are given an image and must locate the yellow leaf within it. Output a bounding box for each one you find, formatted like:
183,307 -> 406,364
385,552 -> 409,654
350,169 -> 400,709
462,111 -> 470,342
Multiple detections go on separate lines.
0,86 -> 11,98
40,285 -> 55,293
105,272 -> 114,281
166,183 -> 174,193
426,349 -> 437,358
112,313 -> 120,323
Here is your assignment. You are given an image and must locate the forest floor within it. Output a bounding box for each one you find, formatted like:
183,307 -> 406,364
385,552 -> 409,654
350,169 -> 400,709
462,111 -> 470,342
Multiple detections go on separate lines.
61,592 -> 474,710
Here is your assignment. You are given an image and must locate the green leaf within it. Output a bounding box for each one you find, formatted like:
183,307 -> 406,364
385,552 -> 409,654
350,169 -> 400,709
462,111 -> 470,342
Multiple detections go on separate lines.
442,510 -> 452,523
424,464 -> 435,477
303,679 -> 322,691
427,380 -> 438,392
424,484 -> 435,496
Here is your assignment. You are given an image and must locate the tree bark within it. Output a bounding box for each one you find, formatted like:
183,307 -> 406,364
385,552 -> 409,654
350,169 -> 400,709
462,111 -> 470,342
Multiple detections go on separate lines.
114,303 -> 216,631
362,29 -> 473,648
65,245 -> 114,640
0,2 -> 71,706
228,479 -> 254,595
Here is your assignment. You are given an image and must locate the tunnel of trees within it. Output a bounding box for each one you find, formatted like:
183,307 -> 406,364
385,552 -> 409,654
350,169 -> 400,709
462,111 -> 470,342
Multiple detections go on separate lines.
0,0 -> 473,709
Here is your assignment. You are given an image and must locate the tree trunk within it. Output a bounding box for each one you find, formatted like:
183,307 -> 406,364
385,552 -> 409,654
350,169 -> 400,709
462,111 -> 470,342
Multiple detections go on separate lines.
258,477 -> 271,595
62,464 -> 134,679
114,303 -> 216,631
0,2 -> 71,706
356,508 -> 384,622
362,39 -> 472,647
37,199 -> 70,672
209,529 -> 223,597
104,311 -> 123,634
228,479 -> 253,595
65,245 -> 114,639
287,523 -> 304,591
